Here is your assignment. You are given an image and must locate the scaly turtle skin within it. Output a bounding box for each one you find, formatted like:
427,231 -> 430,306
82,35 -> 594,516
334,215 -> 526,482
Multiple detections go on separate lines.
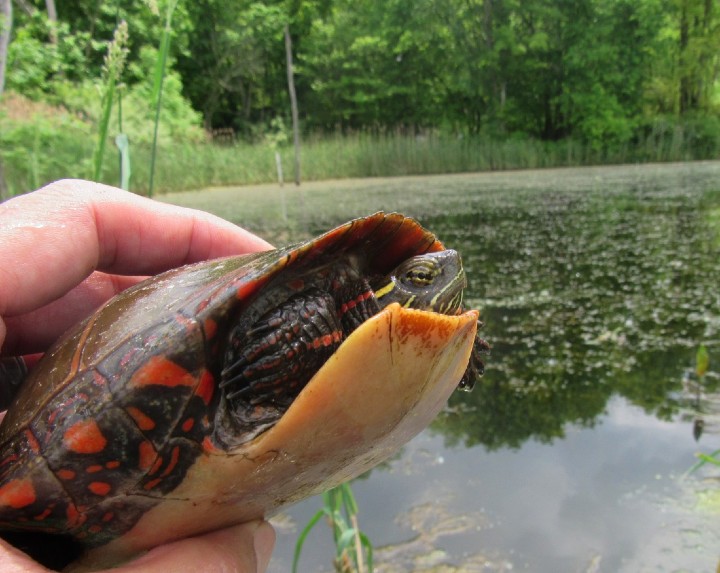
0,212 -> 488,569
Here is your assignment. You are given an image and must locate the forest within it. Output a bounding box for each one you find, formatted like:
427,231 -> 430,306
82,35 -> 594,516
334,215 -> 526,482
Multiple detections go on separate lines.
1,0 -> 719,193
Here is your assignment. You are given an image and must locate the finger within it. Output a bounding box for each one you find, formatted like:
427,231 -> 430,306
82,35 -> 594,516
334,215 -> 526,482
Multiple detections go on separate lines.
2,272 -> 141,355
111,521 -> 276,573
0,179 -> 272,318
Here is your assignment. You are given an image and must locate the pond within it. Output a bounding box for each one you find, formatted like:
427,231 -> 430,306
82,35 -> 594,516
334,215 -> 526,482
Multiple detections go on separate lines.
163,161 -> 720,572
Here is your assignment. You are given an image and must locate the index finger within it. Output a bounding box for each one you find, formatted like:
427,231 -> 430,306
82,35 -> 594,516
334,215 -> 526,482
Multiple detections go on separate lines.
0,180 -> 272,317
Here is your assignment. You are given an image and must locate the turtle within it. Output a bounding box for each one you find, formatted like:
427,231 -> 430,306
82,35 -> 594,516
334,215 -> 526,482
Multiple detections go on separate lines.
0,212 -> 488,570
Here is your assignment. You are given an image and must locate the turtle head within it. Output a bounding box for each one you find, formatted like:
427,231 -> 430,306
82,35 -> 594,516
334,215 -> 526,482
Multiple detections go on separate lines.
373,250 -> 467,315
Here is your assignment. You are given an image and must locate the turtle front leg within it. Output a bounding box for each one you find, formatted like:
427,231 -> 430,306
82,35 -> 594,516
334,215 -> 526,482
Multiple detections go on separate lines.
458,321 -> 491,391
221,288 -> 344,406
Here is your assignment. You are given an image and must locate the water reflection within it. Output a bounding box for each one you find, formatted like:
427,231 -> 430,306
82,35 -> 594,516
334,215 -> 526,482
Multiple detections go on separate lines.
419,183 -> 720,451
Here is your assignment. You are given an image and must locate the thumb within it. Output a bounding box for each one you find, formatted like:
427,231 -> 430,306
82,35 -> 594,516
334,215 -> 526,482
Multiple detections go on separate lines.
111,521 -> 276,573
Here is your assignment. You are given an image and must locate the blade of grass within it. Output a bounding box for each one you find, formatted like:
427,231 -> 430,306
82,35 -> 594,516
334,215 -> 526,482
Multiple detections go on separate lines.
147,0 -> 179,197
292,508 -> 327,573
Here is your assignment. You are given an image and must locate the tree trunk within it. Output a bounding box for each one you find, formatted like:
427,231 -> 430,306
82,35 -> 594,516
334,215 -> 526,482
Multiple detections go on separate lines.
284,24 -> 301,186
0,157 -> 9,201
0,0 -> 11,96
45,0 -> 58,44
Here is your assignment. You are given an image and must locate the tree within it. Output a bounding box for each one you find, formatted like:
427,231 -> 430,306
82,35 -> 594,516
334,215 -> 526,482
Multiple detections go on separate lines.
0,0 -> 10,96
678,0 -> 720,113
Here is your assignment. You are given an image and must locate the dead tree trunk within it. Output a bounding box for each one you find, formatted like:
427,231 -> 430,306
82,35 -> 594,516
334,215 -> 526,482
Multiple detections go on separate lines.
284,24 -> 301,186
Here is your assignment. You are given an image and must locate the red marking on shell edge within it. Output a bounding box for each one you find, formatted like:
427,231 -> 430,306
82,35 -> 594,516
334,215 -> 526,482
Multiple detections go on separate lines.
235,280 -> 265,300
88,482 -> 111,496
89,524 -> 102,534
106,461 -> 120,469
194,370 -> 214,405
144,478 -> 162,491
34,508 -> 52,521
138,441 -> 157,471
66,505 -> 86,528
102,512 -> 114,522
0,479 -> 36,509
288,278 -> 305,291
0,454 -> 18,468
149,455 -> 163,476
129,356 -> 196,389
181,418 -> 195,432
161,446 -> 181,477
63,420 -> 107,455
86,465 -> 103,474
126,406 -> 157,431
202,436 -> 219,453
204,318 -> 218,340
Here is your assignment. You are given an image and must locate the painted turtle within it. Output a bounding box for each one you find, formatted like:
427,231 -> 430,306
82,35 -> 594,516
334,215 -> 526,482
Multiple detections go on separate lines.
0,212 -> 488,569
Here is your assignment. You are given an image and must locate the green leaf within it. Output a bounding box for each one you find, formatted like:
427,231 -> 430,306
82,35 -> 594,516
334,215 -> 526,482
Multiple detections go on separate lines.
292,508 -> 326,573
696,345 -> 709,378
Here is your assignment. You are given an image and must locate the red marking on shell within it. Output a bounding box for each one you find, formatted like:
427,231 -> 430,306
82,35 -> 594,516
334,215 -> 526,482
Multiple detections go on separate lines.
34,507 -> 52,521
106,461 -> 120,469
130,356 -> 196,388
57,469 -> 75,480
120,348 -> 141,369
92,371 -> 108,386
88,524 -> 103,534
126,406 -> 156,431
204,318 -> 217,340
194,370 -> 214,405
144,478 -> 162,490
88,482 -> 111,496
161,446 -> 181,477
66,505 -> 85,528
102,512 -> 114,522
24,430 -> 40,454
181,418 -> 194,432
63,420 -> 107,454
0,479 -> 36,509
86,465 -> 103,474
138,441 -> 157,471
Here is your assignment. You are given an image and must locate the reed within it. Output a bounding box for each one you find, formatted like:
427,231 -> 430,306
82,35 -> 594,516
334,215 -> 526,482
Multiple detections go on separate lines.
3,111 -> 720,196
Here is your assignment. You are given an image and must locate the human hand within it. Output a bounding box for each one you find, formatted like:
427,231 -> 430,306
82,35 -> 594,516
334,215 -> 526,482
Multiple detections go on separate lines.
0,520 -> 276,572
0,180 -> 276,572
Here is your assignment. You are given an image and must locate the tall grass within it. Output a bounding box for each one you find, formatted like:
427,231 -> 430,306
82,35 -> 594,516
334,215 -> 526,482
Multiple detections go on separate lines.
2,113 -> 720,196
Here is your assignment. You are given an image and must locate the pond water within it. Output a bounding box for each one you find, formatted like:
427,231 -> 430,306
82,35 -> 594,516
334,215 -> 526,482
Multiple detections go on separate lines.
164,162 -> 720,572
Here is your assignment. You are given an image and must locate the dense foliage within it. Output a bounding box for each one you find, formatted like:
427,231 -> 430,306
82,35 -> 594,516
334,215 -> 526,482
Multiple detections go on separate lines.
2,0 -> 719,146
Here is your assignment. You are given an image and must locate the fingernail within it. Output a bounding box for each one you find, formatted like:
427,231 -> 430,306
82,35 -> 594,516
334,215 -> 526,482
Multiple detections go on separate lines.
253,521 -> 276,572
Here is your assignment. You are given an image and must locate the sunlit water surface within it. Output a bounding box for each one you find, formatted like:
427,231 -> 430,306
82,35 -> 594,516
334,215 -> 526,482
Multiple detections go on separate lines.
164,162 -> 720,572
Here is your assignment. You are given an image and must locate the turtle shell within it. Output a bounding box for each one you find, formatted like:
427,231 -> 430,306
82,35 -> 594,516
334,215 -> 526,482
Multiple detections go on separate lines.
0,212 -> 480,569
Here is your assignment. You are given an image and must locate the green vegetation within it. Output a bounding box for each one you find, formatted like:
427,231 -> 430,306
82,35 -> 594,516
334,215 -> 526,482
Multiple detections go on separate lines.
1,0 -> 720,195
294,483 -> 373,573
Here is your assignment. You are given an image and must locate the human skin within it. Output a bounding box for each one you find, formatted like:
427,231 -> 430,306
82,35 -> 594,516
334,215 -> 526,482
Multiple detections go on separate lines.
0,179 -> 276,572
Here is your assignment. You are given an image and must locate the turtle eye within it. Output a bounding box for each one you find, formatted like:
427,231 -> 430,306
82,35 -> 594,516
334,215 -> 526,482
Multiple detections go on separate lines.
404,266 -> 437,286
